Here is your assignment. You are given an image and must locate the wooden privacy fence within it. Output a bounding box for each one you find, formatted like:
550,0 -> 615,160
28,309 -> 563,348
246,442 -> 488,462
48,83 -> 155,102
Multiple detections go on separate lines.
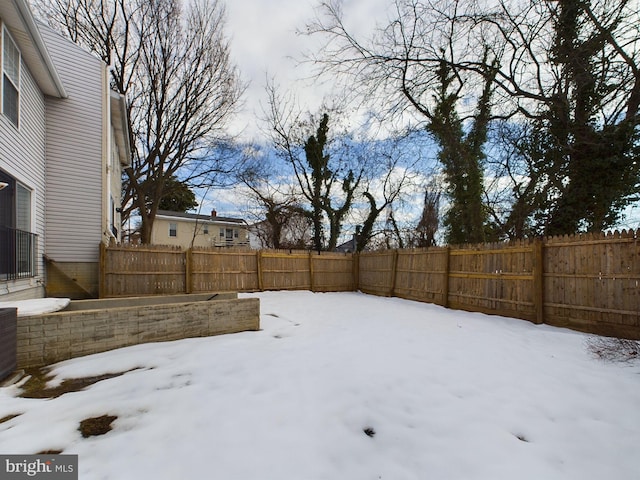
100,245 -> 355,298
100,229 -> 640,339
359,241 -> 539,322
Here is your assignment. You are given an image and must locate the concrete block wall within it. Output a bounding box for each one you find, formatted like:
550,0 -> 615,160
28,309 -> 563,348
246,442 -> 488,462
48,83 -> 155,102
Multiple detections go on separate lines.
16,297 -> 260,368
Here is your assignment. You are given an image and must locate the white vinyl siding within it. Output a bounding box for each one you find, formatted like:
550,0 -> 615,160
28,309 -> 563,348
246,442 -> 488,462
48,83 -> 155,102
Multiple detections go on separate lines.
0,46 -> 47,290
41,26 -> 105,262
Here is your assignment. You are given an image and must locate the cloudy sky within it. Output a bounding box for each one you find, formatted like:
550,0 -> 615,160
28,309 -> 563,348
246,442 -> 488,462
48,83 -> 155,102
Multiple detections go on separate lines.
224,0 -> 391,141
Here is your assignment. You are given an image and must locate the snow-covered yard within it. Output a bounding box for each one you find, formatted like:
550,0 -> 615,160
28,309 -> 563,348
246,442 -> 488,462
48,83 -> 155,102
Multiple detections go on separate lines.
1,291 -> 638,479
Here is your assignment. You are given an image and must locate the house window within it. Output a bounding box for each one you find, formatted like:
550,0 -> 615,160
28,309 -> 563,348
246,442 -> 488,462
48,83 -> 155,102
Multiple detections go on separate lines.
169,222 -> 177,237
2,27 -> 20,127
0,169 -> 36,279
203,224 -> 209,235
219,228 -> 224,238
234,229 -> 239,238
15,183 -> 30,231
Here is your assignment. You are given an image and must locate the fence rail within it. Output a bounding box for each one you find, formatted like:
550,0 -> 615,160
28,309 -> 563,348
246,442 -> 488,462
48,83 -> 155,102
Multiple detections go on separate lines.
100,229 -> 640,339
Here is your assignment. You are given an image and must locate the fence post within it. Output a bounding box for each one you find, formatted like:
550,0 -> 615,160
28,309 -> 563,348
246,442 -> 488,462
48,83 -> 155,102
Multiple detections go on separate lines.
99,242 -> 106,298
442,246 -> 450,308
309,251 -> 315,292
257,250 -> 264,291
353,252 -> 359,292
185,248 -> 192,294
389,249 -> 399,297
533,239 -> 544,324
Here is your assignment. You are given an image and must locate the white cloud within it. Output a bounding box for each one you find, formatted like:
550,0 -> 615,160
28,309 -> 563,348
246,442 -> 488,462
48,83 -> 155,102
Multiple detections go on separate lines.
225,0 -> 391,141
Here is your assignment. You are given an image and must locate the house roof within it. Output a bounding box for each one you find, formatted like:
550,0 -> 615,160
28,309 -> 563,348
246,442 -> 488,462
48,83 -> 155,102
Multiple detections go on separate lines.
1,0 -> 67,98
156,210 -> 246,226
335,237 -> 357,253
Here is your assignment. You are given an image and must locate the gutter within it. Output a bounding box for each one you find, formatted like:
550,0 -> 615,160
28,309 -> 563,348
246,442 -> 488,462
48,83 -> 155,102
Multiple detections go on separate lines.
155,214 -> 247,228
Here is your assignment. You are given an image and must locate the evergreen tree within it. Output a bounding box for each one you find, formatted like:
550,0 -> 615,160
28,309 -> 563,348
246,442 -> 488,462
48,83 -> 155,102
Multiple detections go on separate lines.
427,58 -> 496,244
303,114 -> 330,251
157,177 -> 198,212
299,114 -> 361,251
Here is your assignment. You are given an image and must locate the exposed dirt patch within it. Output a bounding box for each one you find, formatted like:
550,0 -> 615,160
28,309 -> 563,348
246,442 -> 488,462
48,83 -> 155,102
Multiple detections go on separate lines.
586,336 -> 640,363
0,413 -> 21,424
363,426 -> 376,438
19,367 -> 140,399
79,415 -> 118,438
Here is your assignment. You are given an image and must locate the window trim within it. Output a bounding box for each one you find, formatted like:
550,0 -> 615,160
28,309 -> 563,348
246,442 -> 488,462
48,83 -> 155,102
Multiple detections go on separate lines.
1,25 -> 21,128
0,169 -> 36,280
15,181 -> 31,232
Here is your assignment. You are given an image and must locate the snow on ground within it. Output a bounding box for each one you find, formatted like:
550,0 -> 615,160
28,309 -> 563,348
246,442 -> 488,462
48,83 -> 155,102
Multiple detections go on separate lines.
0,291 -> 639,479
0,298 -> 70,316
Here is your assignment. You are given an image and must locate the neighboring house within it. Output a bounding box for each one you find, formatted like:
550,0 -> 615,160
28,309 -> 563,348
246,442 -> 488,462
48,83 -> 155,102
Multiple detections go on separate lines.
335,226 -> 362,253
0,0 -> 130,300
335,235 -> 357,253
151,210 -> 250,249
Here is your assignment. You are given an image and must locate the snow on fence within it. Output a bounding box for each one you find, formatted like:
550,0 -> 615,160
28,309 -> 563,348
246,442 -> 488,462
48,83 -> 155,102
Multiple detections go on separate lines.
100,229 -> 640,339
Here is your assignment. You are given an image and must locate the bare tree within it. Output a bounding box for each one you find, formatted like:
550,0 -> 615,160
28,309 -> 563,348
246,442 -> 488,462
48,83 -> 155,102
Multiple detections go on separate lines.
354,131 -> 426,251
249,202 -> 312,250
481,121 -> 547,240
264,83 -> 367,251
39,0 -> 244,243
238,154 -> 311,249
413,187 -> 441,247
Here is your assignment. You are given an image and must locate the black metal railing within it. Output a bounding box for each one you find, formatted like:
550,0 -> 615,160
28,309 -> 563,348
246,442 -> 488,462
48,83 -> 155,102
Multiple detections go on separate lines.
0,226 -> 38,280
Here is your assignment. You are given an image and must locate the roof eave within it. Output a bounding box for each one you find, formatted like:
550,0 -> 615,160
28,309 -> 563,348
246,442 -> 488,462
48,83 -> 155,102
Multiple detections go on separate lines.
9,0 -> 67,98
110,91 -> 131,166
155,212 -> 246,226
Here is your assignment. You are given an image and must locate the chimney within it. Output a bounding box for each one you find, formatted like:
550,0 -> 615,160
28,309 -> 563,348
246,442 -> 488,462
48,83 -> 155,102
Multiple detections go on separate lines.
211,209 -> 217,218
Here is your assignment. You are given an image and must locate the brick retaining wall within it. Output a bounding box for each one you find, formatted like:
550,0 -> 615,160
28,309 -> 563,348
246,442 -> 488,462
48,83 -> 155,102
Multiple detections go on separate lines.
16,297 -> 260,368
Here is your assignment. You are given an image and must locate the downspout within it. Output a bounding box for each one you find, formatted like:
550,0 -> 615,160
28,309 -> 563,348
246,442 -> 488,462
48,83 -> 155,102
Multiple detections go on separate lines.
104,68 -> 115,244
